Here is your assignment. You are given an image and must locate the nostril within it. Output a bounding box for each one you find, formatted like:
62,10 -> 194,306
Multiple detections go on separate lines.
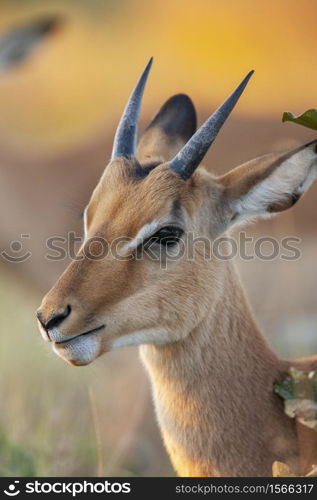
42,305 -> 72,331
36,310 -> 47,330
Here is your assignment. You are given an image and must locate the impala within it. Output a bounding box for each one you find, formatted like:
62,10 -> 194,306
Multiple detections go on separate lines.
37,59 -> 317,477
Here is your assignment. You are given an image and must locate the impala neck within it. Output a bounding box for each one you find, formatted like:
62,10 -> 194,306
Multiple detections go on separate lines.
140,261 -> 294,476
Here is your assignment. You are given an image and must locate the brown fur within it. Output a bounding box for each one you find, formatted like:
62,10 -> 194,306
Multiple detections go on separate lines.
38,98 -> 317,477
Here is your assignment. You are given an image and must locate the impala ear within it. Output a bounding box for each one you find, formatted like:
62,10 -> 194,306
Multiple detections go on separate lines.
220,140 -> 317,227
137,94 -> 197,164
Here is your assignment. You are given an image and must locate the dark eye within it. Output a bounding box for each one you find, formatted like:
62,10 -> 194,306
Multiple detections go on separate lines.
146,226 -> 184,248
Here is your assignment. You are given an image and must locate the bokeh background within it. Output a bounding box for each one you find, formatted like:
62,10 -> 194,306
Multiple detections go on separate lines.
0,0 -> 317,476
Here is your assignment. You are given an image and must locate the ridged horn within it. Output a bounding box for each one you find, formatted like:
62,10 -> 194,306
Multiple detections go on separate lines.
169,70 -> 254,180
111,57 -> 153,160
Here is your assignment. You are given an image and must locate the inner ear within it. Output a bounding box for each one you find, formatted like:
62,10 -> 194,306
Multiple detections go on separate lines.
137,94 -> 197,165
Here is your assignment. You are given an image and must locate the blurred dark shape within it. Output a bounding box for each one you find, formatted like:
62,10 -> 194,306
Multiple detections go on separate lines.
0,15 -> 64,72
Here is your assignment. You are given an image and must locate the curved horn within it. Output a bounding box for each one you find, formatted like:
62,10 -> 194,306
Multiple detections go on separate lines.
169,70 -> 254,180
111,57 -> 153,160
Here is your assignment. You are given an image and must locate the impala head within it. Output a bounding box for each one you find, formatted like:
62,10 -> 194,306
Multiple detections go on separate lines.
37,58 -> 317,366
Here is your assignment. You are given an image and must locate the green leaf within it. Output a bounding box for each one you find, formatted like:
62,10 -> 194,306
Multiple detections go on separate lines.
274,369 -> 317,431
273,376 -> 294,400
282,109 -> 317,130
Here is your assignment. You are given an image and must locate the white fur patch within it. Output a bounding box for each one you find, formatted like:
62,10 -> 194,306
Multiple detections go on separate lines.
83,207 -> 88,238
53,332 -> 101,365
232,147 -> 317,223
49,327 -> 80,343
120,220 -> 160,254
112,328 -> 172,349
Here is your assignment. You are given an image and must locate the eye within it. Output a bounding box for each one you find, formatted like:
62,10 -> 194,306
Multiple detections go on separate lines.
146,226 -> 184,248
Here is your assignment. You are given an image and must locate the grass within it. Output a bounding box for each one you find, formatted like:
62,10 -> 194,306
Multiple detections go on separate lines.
0,269 -> 99,476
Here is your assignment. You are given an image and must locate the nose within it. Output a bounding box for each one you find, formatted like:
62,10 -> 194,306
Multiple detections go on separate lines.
37,305 -> 71,331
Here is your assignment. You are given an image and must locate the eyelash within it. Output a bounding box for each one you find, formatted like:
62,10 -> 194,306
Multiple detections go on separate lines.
143,226 -> 184,248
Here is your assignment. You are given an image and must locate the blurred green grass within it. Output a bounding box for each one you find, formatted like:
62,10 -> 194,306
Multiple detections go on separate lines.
0,268 -> 99,476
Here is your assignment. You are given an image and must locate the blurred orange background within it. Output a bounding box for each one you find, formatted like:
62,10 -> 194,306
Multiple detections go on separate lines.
0,0 -> 316,147
0,0 -> 316,477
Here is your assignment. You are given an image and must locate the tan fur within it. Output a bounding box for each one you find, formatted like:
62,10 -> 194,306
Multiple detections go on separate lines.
137,125 -> 186,165
141,266 -> 317,476
38,105 -> 317,477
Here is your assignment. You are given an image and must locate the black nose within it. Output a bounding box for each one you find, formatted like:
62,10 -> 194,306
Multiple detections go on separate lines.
37,305 -> 71,331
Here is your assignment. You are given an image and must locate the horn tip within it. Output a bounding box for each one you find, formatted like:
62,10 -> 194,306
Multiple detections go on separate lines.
245,69 -> 255,80
141,57 -> 153,78
236,69 -> 254,93
146,56 -> 154,68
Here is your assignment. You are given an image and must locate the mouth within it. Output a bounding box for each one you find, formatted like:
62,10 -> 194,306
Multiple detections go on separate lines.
54,325 -> 105,345
52,324 -> 106,366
